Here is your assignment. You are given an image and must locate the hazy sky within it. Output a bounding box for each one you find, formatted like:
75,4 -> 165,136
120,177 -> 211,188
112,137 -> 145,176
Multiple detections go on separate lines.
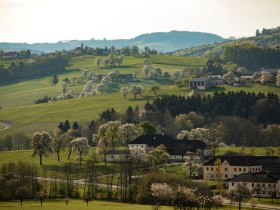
0,0 -> 279,43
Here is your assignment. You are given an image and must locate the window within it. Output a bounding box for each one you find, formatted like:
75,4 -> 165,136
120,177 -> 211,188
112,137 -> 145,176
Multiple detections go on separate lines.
273,184 -> 276,188
201,82 -> 205,86
206,167 -> 209,171
211,167 -> 213,171
225,168 -> 228,171
234,168 -> 237,171
232,183 -> 234,186
263,184 -> 265,187
243,168 -> 246,172
252,183 -> 255,187
263,191 -> 265,194
239,168 -> 242,172
111,156 -> 114,158
225,175 -> 228,178
268,184 -> 271,187
141,145 -> 143,148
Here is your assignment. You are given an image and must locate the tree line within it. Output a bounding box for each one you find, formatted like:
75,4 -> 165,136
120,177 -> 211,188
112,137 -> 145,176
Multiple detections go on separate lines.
146,91 -> 280,125
0,53 -> 68,82
222,42 -> 280,70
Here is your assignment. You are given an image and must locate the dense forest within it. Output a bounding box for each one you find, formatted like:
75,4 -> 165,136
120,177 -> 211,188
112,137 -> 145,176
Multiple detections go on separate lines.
222,43 -> 280,69
0,54 -> 68,82
145,92 -> 280,125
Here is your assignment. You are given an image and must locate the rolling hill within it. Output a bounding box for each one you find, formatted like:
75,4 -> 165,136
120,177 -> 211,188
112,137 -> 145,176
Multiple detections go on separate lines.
174,27 -> 280,57
0,31 -> 225,53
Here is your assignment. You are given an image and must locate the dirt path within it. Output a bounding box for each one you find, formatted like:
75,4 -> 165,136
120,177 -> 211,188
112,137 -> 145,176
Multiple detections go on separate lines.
0,120 -> 13,130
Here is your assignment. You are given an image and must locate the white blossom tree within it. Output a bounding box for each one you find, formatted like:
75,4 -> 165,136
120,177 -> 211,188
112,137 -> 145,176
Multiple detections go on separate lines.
118,123 -> 139,144
97,121 -> 121,149
120,86 -> 130,99
222,71 -> 236,85
260,71 -> 274,85
130,85 -> 144,99
70,137 -> 90,166
183,151 -> 201,178
151,182 -> 173,210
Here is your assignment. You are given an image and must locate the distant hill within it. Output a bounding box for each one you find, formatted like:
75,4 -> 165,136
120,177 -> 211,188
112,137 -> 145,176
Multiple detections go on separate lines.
174,27 -> 280,57
0,31 -> 225,54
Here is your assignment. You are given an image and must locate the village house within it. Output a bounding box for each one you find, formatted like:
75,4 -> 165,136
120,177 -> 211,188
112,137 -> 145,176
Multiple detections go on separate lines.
106,134 -> 206,162
210,76 -> 224,85
228,172 -> 280,198
189,78 -> 215,90
203,156 -> 279,181
106,150 -> 130,162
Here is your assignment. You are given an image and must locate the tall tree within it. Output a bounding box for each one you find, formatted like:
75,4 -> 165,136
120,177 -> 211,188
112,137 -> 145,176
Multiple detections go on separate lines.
51,74 -> 59,86
120,86 -> 130,99
150,85 -> 160,96
70,137 -> 90,166
32,131 -> 53,165
119,123 -> 139,144
229,184 -> 251,210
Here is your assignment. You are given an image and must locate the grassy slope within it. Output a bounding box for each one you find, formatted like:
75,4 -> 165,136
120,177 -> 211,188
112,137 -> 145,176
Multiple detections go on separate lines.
0,55 -> 200,135
1,55 -> 280,136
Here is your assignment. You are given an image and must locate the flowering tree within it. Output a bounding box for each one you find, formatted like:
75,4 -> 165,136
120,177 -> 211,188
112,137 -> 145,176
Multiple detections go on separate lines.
183,152 -> 201,178
97,121 -> 121,149
118,123 -> 139,144
70,137 -> 89,166
120,86 -> 130,99
150,183 -> 173,210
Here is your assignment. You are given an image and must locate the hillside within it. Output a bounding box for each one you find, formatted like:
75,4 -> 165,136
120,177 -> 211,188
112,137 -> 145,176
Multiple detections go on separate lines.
0,31 -> 225,53
174,27 -> 280,57
0,55 -> 205,135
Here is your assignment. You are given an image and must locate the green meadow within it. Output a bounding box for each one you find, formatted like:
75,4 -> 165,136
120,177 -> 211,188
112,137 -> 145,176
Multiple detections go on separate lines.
0,55 -> 280,136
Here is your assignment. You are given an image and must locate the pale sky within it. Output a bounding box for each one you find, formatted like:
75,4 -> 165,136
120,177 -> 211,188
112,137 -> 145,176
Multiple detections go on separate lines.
0,0 -> 279,43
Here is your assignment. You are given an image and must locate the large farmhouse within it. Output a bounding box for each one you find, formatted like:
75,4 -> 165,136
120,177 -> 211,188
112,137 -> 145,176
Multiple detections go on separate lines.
203,155 -> 279,181
228,172 -> 280,198
106,134 -> 206,162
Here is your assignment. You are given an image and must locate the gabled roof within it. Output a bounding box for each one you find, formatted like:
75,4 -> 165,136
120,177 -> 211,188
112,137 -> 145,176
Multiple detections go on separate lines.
229,172 -> 280,183
204,156 -> 279,167
129,134 -> 206,155
190,77 -> 210,82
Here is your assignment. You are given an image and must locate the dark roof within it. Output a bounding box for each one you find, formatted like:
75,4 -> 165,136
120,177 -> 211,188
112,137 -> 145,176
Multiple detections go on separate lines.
229,172 -> 280,183
204,156 -> 279,167
129,134 -> 206,155
190,77 -> 210,82
107,150 -> 130,155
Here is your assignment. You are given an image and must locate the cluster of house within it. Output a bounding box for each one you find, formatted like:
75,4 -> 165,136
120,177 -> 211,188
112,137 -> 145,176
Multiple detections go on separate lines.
189,68 -> 278,90
106,134 -> 207,162
1,51 -> 20,60
107,134 -> 280,198
204,155 -> 280,198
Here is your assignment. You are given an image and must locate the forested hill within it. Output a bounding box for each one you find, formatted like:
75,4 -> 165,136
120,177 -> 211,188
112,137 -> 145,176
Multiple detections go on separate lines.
0,31 -> 225,53
174,27 -> 280,57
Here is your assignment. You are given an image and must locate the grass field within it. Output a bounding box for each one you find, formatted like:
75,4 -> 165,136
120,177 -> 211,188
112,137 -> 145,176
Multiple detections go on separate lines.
0,55 -> 201,135
0,200 -> 172,210
0,200 -> 266,210
216,147 -> 280,156
1,55 -> 280,136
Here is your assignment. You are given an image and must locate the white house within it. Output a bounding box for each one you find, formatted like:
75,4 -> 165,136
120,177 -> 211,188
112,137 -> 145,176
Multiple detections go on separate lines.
228,172 -> 280,198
